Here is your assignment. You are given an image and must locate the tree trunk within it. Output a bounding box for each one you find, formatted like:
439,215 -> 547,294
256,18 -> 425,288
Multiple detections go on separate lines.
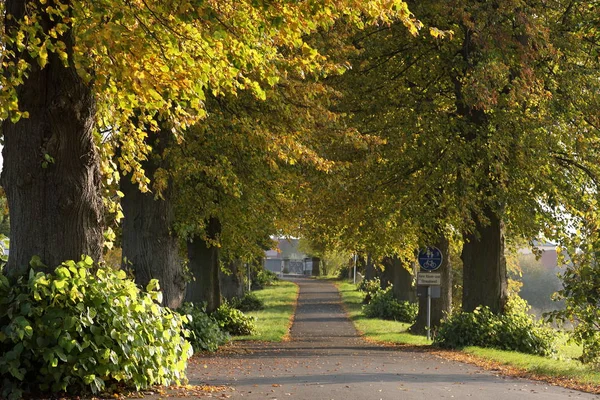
185,217 -> 221,312
120,128 -> 185,308
220,258 -> 245,301
365,252 -> 376,281
311,257 -> 321,277
382,256 -> 415,302
321,259 -> 328,276
250,257 -> 264,290
461,206 -> 508,314
1,0 -> 103,278
411,234 -> 453,334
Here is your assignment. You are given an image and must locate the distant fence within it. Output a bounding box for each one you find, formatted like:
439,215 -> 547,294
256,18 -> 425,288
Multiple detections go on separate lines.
263,258 -> 320,275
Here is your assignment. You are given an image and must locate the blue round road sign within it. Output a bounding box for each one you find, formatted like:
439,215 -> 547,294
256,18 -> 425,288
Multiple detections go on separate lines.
418,247 -> 443,271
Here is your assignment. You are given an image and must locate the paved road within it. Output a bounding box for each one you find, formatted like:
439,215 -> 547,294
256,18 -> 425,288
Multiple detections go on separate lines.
190,277 -> 598,399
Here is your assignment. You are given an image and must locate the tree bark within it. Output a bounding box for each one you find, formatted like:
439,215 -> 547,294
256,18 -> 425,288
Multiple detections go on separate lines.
461,206 -> 508,314
185,217 -> 221,312
311,257 -> 321,277
382,256 -> 415,302
451,22 -> 508,315
321,259 -> 328,276
220,258 -> 245,300
1,0 -> 103,278
120,128 -> 185,309
411,234 -> 453,334
365,252 -> 376,281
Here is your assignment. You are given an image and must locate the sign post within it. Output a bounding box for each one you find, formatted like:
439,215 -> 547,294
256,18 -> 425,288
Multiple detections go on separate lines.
353,253 -> 358,284
417,247 -> 443,341
247,263 -> 251,292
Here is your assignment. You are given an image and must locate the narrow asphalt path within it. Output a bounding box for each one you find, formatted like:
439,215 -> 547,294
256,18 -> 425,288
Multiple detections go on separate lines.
189,277 -> 598,399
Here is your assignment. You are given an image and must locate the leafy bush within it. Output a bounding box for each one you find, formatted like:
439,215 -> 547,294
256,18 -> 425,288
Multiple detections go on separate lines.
337,265 -> 351,280
547,255 -> 600,365
230,292 -> 264,312
435,296 -> 556,356
434,305 -> 500,348
0,235 -> 9,269
212,302 -> 257,336
252,269 -> 278,290
357,277 -> 381,304
362,286 -> 418,323
0,256 -> 192,400
178,303 -> 229,352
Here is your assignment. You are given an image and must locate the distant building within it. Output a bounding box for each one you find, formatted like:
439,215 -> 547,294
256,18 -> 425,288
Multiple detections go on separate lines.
263,237 -> 319,275
518,242 -> 558,270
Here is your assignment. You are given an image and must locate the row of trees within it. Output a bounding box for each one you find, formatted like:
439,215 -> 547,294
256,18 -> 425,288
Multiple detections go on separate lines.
300,0 -> 600,327
0,0 -> 419,307
2,0 -> 600,330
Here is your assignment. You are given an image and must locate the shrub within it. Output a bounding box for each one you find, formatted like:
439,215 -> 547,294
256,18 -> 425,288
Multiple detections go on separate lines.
362,286 -> 418,323
357,277 -> 381,304
252,269 -> 278,290
337,265 -> 351,280
435,296 -> 556,356
212,302 -> 257,336
0,256 -> 192,400
434,305 -> 498,348
178,303 -> 229,352
547,254 -> 600,365
230,292 -> 264,312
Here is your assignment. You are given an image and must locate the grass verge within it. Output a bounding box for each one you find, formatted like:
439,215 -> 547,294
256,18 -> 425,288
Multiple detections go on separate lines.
234,280 -> 299,342
335,280 -> 600,393
461,347 -> 600,387
336,281 -> 429,346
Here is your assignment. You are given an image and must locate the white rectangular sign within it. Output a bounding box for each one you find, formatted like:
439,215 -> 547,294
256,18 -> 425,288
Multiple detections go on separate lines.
417,272 -> 441,286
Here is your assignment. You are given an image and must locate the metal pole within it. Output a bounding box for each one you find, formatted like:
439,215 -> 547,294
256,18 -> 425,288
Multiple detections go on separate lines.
353,253 -> 358,284
426,286 -> 432,341
247,263 -> 251,292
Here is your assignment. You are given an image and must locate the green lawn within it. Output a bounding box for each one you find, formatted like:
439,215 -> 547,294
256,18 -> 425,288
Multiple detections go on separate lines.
234,280 -> 299,342
463,346 -> 600,386
336,281 -> 429,346
335,280 -> 600,390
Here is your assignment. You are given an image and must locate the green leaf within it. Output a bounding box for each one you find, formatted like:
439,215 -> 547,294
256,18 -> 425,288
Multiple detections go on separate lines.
82,255 -> 94,266
55,348 -> 68,362
29,256 -> 46,269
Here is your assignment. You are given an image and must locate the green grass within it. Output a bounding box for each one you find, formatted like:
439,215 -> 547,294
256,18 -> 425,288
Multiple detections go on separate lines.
463,347 -> 600,386
234,280 -> 298,342
336,281 -> 429,346
335,280 -> 600,389
557,335 -> 584,360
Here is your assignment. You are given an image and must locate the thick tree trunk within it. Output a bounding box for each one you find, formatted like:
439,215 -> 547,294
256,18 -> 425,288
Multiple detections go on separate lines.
250,257 -> 264,290
450,19 -> 507,315
382,256 -> 415,302
321,260 -> 328,276
365,252 -> 376,281
220,258 -> 245,301
411,234 -> 453,334
461,206 -> 508,314
185,217 -> 221,312
1,0 -> 103,278
120,130 -> 185,308
311,257 -> 321,277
